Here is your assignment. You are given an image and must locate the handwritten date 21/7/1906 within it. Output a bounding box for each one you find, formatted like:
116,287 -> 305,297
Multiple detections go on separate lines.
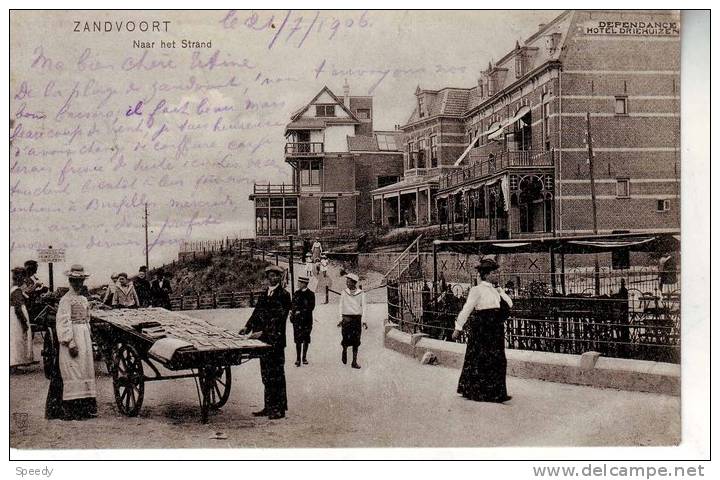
133,40 -> 212,49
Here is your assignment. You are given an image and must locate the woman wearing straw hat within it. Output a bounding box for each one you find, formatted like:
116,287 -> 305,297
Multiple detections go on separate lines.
46,264 -> 97,420
452,257 -> 513,403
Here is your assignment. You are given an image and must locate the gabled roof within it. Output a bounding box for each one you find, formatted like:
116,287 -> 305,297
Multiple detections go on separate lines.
289,86 -> 361,123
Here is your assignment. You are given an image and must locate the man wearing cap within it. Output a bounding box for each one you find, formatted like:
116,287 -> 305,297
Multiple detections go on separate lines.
337,273 -> 367,369
290,276 -> 315,367
240,265 -> 291,419
452,257 -> 513,403
46,264 -> 97,420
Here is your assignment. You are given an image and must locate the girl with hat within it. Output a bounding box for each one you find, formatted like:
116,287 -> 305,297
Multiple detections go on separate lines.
337,273 -> 367,369
452,257 -> 513,403
10,267 -> 34,371
47,264 -> 97,420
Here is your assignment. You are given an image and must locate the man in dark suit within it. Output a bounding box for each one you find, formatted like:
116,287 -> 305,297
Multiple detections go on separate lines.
151,269 -> 172,309
240,265 -> 291,420
290,276 -> 315,367
133,266 -> 153,307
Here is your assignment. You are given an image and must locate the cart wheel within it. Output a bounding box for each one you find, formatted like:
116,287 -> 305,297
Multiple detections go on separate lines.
112,344 -> 145,417
41,329 -> 56,380
198,365 -> 232,423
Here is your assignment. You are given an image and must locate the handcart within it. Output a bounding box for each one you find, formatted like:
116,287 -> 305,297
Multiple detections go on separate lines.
91,308 -> 270,423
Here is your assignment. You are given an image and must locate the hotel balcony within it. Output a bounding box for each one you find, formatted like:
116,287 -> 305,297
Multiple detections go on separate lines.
284,142 -> 325,157
439,149 -> 555,191
249,183 -> 299,199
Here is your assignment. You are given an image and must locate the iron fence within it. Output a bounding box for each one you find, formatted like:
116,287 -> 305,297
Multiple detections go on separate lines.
387,272 -> 680,363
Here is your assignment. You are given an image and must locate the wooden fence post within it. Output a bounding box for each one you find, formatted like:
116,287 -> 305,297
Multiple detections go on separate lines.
325,285 -> 329,304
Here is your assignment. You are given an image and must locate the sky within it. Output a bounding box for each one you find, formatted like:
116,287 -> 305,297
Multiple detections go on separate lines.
9,10 -> 562,285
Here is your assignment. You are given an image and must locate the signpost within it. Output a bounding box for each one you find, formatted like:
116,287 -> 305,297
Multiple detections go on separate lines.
37,246 -> 65,292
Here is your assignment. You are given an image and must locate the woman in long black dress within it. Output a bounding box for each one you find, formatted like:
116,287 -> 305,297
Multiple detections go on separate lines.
452,258 -> 513,403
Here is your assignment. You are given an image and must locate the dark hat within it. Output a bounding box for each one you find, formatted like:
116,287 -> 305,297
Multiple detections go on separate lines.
11,267 -> 25,276
474,258 -> 499,272
297,276 -> 310,284
264,265 -> 285,274
64,264 -> 91,278
139,266 -> 148,272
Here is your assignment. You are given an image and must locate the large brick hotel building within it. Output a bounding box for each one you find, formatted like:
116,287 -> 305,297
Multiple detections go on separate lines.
252,10 -> 680,239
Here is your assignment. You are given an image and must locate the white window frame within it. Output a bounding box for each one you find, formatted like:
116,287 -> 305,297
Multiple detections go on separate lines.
616,178 -> 630,198
656,199 -> 670,212
614,96 -> 628,115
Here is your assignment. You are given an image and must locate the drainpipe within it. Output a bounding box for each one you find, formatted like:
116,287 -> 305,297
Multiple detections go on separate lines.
557,68 -> 563,236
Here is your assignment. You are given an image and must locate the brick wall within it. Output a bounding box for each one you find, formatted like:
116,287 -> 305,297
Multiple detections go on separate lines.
354,152 -> 404,227
323,155 -> 356,191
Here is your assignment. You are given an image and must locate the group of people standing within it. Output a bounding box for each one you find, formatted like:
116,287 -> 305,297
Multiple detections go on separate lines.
239,262 -> 368,420
102,266 -> 172,310
12,249 -> 514,426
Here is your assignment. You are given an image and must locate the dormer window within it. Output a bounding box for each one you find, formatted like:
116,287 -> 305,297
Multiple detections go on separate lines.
478,80 -> 484,98
487,74 -> 496,97
316,104 -> 336,117
515,52 -> 526,78
546,32 -> 562,53
418,96 -> 425,118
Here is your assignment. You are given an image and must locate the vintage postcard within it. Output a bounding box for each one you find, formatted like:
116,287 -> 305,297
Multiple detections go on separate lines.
6,8 -> 709,464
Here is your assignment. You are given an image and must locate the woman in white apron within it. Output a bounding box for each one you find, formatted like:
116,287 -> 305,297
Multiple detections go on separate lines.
10,267 -> 34,370
47,264 -> 97,420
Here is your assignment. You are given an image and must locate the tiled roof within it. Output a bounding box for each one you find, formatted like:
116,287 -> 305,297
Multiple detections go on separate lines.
404,88 -> 471,125
347,135 -> 378,151
441,89 -> 471,116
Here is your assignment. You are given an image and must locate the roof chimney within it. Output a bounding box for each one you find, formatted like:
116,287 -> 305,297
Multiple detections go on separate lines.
343,78 -> 350,105
538,23 -> 546,30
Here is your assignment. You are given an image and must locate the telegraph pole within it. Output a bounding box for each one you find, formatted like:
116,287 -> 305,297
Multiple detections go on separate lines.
586,112 -> 600,295
144,203 -> 150,269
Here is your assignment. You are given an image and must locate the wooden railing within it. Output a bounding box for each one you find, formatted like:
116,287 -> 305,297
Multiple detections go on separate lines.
285,142 -> 324,156
440,150 -> 554,190
169,290 -> 266,310
253,183 -> 298,195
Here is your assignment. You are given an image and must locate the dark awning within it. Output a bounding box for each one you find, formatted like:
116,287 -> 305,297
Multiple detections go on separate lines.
433,232 -> 680,255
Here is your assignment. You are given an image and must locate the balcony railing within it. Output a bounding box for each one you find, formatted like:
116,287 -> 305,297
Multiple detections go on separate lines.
285,142 -> 324,156
253,183 -> 298,195
440,150 -> 554,190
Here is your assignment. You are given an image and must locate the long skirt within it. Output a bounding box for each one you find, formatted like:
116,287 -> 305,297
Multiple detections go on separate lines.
45,327 -> 97,420
341,315 -> 362,348
457,309 -> 509,402
10,306 -> 34,367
